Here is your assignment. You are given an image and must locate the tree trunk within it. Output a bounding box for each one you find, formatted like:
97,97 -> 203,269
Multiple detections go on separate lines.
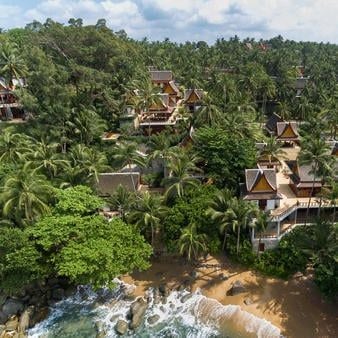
236,224 -> 241,255
222,232 -> 227,251
128,161 -> 136,192
333,204 -> 336,224
305,162 -> 317,226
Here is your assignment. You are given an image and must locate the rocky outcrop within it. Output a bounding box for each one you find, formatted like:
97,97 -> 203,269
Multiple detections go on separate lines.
115,320 -> 128,335
129,298 -> 148,329
147,314 -> 160,325
227,280 -> 246,296
181,293 -> 193,303
2,299 -> 24,318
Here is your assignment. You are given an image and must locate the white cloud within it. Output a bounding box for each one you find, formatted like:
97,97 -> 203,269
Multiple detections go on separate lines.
0,0 -> 337,43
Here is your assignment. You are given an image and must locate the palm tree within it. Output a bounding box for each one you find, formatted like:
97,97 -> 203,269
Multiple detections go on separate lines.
260,136 -> 286,167
66,106 -> 107,146
62,144 -> 108,187
1,166 -> 52,225
0,128 -> 31,164
108,184 -> 135,221
206,189 -> 233,250
299,138 -> 333,225
321,180 -> 338,223
112,142 -> 145,192
164,152 -> 201,200
195,93 -> 222,127
0,42 -> 28,86
129,191 -> 167,247
278,101 -> 292,120
224,198 -> 257,255
132,78 -> 162,137
27,138 -> 68,178
178,223 -> 207,261
253,211 -> 269,254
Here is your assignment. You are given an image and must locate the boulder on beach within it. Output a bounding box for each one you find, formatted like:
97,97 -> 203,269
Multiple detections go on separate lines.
5,315 -> 19,331
2,299 -> 24,318
115,320 -> 128,335
227,280 -> 246,296
129,298 -> 148,329
147,314 -> 160,325
19,307 -> 33,333
180,293 -> 193,303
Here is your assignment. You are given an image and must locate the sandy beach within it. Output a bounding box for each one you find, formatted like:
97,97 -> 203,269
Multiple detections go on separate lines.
122,254 -> 338,338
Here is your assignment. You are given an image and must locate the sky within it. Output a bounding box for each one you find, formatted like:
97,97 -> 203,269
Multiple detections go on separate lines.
0,0 -> 337,43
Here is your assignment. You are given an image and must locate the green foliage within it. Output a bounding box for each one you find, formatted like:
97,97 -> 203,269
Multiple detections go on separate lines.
163,185 -> 218,251
194,126 -> 256,190
54,185 -> 103,216
0,185 -> 152,292
30,216 -> 152,288
0,227 -> 46,293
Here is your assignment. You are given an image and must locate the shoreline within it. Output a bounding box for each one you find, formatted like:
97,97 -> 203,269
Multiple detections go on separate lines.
122,254 -> 338,338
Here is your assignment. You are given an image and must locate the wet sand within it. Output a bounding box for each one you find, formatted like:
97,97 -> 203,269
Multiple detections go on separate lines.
122,254 -> 338,338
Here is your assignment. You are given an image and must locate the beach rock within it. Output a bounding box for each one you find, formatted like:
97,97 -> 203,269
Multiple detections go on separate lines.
109,315 -> 120,323
227,280 -> 246,296
5,316 -> 19,331
293,272 -> 303,279
159,284 -> 169,297
153,288 -> 161,305
0,295 -> 6,307
0,311 -> 7,325
2,299 -> 24,317
181,293 -> 192,303
115,320 -> 128,335
28,307 -> 49,328
191,271 -> 198,279
147,314 -> 160,325
244,298 -> 253,305
129,298 -> 148,329
18,308 -> 32,333
51,288 -> 64,301
219,273 -> 228,281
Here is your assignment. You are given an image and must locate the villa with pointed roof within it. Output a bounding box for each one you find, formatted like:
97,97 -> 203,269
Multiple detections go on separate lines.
243,168 -> 282,211
184,88 -> 204,113
286,161 -> 322,197
150,70 -> 173,85
276,122 -> 299,144
0,77 -> 27,121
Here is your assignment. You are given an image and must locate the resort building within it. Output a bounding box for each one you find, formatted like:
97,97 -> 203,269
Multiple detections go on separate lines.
183,89 -> 204,113
150,70 -> 173,86
286,161 -> 322,197
243,168 -> 282,211
0,77 -> 26,121
265,112 -> 283,135
276,121 -> 299,145
139,93 -> 177,134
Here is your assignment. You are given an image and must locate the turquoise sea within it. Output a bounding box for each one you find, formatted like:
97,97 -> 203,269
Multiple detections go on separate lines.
28,281 -> 281,338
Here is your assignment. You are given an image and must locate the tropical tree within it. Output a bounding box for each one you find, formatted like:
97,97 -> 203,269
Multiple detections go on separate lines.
0,42 -> 28,86
0,166 -> 52,225
299,138 -> 333,224
164,152 -> 201,200
129,191 -> 167,247
178,223 -> 207,261
223,198 -> 257,255
253,211 -> 269,255
194,93 -> 222,127
0,128 -> 31,164
206,189 -> 233,250
108,184 -> 135,221
112,142 -> 145,192
260,136 -> 286,167
27,138 -> 68,178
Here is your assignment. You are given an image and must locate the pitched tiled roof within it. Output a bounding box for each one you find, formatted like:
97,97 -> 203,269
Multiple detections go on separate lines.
276,122 -> 299,139
245,168 -> 277,192
265,113 -> 283,133
184,89 -> 204,102
150,70 -> 173,82
97,173 -> 140,196
286,161 -> 322,186
168,81 -> 179,94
